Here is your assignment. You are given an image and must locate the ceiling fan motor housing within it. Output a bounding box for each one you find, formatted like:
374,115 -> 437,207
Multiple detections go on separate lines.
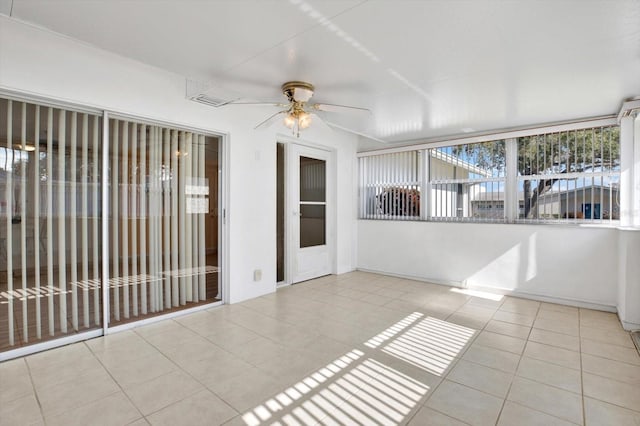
282,81 -> 315,103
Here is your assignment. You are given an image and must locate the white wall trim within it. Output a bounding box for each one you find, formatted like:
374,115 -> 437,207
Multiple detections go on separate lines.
358,115 -> 617,156
466,284 -> 617,312
357,268 -> 465,288
357,268 -> 618,313
620,320 -> 640,332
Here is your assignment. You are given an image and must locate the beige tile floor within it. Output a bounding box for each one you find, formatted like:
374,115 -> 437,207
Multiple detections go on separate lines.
1,271 -> 640,425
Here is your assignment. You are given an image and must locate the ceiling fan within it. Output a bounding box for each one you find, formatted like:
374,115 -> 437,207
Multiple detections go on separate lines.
188,79 -> 387,142
222,81 -> 382,139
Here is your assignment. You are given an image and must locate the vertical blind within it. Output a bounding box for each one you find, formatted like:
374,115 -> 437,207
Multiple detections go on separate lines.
358,151 -> 420,220
0,97 -> 221,353
109,119 -> 213,325
1,99 -> 102,350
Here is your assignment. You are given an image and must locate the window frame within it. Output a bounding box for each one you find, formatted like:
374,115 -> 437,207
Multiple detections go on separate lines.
358,116 -> 621,226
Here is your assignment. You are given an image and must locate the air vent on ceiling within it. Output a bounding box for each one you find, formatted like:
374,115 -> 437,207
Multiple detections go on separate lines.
190,94 -> 232,108
186,79 -> 241,108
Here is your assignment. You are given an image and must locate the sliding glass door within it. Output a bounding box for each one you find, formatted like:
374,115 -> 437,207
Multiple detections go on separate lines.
0,98 -> 103,352
108,118 -> 220,326
0,95 -> 222,356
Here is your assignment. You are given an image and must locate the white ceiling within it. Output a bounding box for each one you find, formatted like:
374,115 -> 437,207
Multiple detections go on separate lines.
6,0 -> 640,149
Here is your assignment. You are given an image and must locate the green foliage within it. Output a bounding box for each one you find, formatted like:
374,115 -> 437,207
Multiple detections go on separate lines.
451,141 -> 506,176
448,126 -> 620,218
518,127 -> 620,175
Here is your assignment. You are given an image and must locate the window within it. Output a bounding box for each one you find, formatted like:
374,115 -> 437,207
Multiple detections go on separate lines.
518,126 -> 620,223
430,141 -> 505,221
359,151 -> 420,220
358,124 -> 620,224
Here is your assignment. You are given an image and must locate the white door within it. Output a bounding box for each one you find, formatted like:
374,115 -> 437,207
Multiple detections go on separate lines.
289,144 -> 332,283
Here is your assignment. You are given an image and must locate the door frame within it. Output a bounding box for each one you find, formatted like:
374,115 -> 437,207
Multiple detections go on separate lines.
279,137 -> 336,286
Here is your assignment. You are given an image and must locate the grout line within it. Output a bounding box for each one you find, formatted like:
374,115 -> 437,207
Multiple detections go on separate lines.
129,317 -> 310,416
22,357 -> 46,425
129,326 -> 234,417
82,340 -> 146,422
579,309 -> 586,426
493,298 -> 542,425
506,400 -> 583,426
410,405 -> 474,426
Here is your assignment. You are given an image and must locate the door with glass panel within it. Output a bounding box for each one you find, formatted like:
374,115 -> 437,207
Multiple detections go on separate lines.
0,98 -> 103,353
290,144 -> 331,283
107,119 -> 221,326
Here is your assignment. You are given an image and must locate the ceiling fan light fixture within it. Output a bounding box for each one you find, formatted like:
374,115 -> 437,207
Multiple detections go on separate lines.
298,111 -> 312,129
283,110 -> 312,135
284,113 -> 297,129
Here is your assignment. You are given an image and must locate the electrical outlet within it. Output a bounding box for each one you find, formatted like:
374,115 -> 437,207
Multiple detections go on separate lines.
253,269 -> 262,282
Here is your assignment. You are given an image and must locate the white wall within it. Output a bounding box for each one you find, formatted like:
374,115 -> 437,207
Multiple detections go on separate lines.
0,16 -> 358,304
618,229 -> 640,330
358,220 -> 619,309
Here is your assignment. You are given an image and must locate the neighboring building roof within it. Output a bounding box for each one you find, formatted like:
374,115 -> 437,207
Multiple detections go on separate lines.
470,185 -> 618,202
430,150 -> 493,177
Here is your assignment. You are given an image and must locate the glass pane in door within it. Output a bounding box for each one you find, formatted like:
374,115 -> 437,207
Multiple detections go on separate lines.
299,156 -> 326,248
300,204 -> 325,248
300,156 -> 325,202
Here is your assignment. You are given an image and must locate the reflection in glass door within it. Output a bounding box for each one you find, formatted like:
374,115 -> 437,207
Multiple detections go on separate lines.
108,119 -> 220,326
0,98 -> 103,353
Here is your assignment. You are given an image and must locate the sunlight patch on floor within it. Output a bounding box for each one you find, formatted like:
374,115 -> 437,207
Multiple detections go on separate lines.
382,316 -> 475,376
364,312 -> 423,349
241,349 -> 430,425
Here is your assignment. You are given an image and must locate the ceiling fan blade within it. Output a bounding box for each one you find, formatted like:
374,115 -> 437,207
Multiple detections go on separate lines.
227,101 -> 289,108
254,110 -> 287,130
319,118 -> 388,144
310,103 -> 371,114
